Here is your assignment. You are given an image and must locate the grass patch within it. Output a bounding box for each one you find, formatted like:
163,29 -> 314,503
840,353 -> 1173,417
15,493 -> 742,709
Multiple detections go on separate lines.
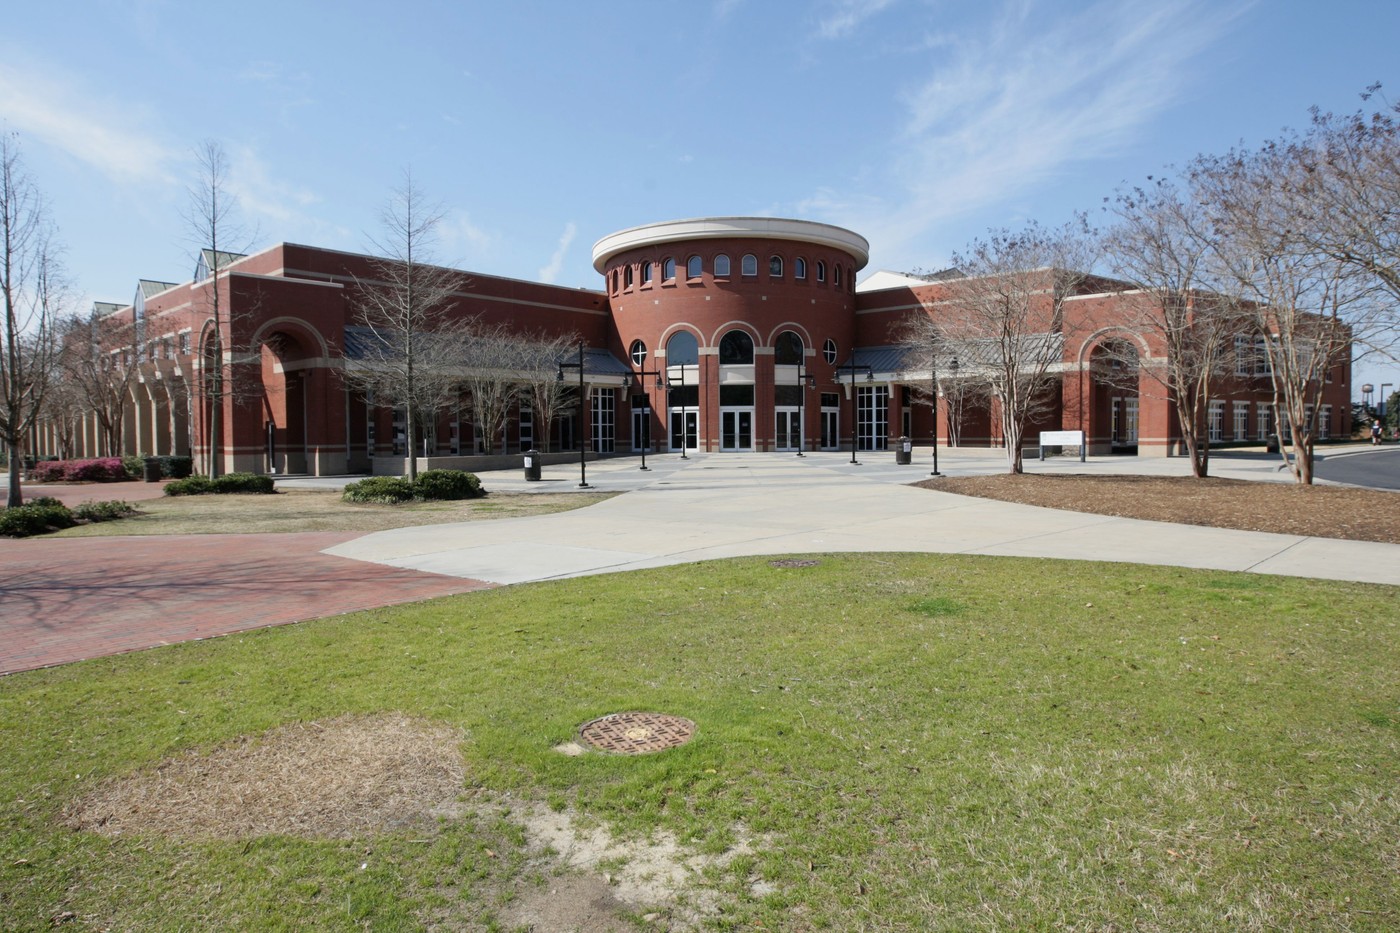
50,488 -> 615,536
1,554 -> 1397,929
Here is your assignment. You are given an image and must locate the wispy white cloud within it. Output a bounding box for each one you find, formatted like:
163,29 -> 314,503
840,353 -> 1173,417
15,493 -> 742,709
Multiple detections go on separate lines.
538,222 -> 578,284
815,0 -> 898,39
804,0 -> 1250,266
224,144 -> 320,229
437,209 -> 495,263
0,60 -> 180,185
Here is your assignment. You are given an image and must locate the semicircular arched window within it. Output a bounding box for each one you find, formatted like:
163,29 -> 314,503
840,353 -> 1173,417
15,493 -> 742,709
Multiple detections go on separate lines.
642,261 -> 653,285
662,257 -> 676,281
769,255 -> 783,277
719,330 -> 754,365
794,258 -> 807,280
774,331 -> 804,366
741,254 -> 758,276
714,254 -> 731,277
666,331 -> 699,366
687,255 -> 703,279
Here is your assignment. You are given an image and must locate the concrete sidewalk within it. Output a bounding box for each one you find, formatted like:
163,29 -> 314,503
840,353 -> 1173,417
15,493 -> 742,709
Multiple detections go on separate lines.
323,450 -> 1400,587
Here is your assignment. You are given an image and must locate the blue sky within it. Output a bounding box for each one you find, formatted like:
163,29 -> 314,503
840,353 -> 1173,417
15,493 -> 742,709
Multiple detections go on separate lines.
3,0 -> 1397,395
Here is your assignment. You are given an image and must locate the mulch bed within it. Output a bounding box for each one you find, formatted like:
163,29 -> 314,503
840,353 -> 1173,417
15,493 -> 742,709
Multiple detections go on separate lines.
918,474 -> 1400,544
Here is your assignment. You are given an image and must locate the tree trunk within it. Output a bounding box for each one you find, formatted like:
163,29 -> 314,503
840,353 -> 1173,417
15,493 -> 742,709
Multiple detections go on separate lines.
6,444 -> 22,508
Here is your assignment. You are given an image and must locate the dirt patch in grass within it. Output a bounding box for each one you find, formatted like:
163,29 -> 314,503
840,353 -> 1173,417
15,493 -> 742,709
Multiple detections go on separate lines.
65,713 -> 756,930
53,488 -> 616,536
919,473 -> 1400,543
65,713 -> 466,840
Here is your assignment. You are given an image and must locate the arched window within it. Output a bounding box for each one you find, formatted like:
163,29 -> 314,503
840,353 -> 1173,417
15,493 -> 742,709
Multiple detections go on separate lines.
714,254 -> 731,277
774,331 -> 804,365
794,258 -> 807,280
610,270 -> 618,293
741,254 -> 758,276
662,257 -> 676,281
833,264 -> 842,287
642,261 -> 653,285
666,331 -> 699,365
624,265 -> 633,288
719,330 -> 755,364
816,260 -> 826,283
769,255 -> 783,277
687,255 -> 703,279
823,338 -> 838,365
630,340 -> 648,366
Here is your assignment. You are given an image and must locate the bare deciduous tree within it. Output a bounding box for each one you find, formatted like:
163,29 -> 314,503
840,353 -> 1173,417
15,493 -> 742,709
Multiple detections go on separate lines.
895,313 -> 989,449
931,219 -> 1096,473
57,307 -> 142,456
1289,88 -> 1400,302
514,330 -> 580,453
185,141 -> 252,478
1,133 -> 66,508
343,172 -> 466,481
1192,144 -> 1386,484
1102,177 -> 1240,477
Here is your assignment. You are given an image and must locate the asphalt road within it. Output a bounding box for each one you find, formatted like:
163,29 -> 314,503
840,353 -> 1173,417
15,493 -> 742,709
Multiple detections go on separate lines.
1315,446 -> 1400,490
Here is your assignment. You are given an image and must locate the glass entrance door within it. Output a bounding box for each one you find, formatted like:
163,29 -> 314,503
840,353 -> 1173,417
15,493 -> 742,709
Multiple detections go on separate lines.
775,408 -> 801,451
632,408 -> 650,452
820,411 -> 838,450
721,409 -> 753,451
669,410 -> 697,452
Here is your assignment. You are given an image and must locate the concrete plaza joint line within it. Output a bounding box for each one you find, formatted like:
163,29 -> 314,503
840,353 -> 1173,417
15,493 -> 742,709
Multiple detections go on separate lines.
321,449 -> 1400,588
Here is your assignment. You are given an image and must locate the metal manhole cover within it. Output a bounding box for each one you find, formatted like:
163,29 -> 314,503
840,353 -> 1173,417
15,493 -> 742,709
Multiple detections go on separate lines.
769,559 -> 820,568
578,712 -> 696,755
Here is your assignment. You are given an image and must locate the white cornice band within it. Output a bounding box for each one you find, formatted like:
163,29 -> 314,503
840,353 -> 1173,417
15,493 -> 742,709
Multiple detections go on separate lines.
591,217 -> 871,273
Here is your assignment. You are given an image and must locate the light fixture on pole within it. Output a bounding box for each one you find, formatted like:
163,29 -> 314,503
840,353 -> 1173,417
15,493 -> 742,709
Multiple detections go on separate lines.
795,367 -> 816,457
624,368 -> 665,470
556,342 -> 591,488
666,364 -> 696,459
931,356 -> 958,477
836,359 -> 874,465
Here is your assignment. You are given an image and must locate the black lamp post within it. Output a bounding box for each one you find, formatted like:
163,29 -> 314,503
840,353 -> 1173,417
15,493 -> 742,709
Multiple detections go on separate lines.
931,355 -> 958,477
667,364 -> 696,459
836,360 -> 874,465
795,367 -> 816,457
556,342 -> 590,488
624,367 -> 664,470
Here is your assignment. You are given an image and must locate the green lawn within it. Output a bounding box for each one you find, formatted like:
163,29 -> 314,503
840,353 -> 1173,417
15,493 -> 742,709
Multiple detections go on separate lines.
2,554 -> 1396,930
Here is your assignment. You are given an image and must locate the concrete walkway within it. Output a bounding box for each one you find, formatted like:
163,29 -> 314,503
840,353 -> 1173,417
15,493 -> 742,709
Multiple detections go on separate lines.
3,446 -> 1394,676
322,449 -> 1400,587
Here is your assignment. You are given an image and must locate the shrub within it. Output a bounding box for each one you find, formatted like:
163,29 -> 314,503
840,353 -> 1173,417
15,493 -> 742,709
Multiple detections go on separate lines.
164,475 -> 214,496
122,455 -> 146,479
0,499 -> 75,537
159,456 -> 194,479
213,472 -> 275,494
30,458 -> 130,483
72,500 -> 136,522
342,476 -> 416,504
413,469 -> 485,501
164,472 -> 275,496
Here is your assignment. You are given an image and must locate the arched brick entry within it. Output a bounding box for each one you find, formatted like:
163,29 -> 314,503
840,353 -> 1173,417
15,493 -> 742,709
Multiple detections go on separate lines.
1087,339 -> 1142,454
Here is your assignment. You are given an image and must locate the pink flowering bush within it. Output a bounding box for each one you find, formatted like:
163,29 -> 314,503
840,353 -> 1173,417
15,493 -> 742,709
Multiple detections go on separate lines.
29,458 -> 131,483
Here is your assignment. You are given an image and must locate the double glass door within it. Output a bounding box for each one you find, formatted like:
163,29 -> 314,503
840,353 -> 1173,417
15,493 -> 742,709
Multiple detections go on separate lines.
775,408 -> 801,451
721,409 -> 753,451
669,409 -> 697,452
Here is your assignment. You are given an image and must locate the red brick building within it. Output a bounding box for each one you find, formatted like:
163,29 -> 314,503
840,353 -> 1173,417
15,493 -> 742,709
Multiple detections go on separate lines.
31,217 -> 1352,474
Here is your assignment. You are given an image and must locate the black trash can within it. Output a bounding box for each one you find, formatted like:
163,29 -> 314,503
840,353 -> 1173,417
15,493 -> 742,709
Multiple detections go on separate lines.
523,449 -> 542,482
895,436 -> 912,465
1266,434 -> 1280,454
142,456 -> 162,482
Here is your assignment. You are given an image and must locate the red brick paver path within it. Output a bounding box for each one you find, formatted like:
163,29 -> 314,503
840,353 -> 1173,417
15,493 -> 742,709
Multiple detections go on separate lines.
0,532 -> 491,675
